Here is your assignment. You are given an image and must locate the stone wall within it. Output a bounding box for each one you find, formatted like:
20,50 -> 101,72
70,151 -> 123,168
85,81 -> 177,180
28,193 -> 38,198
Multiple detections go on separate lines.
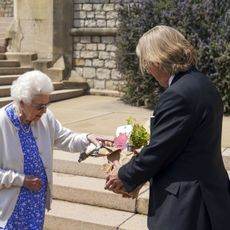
72,0 -> 124,91
0,0 -> 14,17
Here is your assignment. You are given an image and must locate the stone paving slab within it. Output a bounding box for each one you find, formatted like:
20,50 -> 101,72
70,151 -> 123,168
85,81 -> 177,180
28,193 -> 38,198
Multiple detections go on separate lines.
136,189 -> 149,215
119,214 -> 148,230
64,112 -> 150,136
49,95 -> 152,136
52,172 -> 138,212
44,200 -> 139,230
49,95 -> 229,147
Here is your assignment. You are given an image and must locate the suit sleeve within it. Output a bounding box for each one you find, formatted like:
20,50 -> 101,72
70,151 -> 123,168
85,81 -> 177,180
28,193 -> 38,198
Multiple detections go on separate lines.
118,90 -> 195,192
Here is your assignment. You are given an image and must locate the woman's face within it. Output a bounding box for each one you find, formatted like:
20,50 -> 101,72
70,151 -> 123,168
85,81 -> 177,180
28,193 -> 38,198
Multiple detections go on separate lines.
146,63 -> 170,88
20,94 -> 50,123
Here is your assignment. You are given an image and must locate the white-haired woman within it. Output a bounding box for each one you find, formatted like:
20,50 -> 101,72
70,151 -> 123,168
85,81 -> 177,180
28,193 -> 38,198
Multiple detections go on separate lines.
0,70 -> 107,229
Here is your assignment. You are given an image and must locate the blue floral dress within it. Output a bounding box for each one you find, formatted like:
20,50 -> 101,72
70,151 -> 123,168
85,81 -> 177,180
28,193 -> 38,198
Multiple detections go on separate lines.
0,104 -> 48,230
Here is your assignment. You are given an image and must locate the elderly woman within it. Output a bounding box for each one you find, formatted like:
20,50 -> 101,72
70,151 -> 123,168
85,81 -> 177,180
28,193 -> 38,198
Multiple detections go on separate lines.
105,25 -> 230,230
0,70 -> 106,229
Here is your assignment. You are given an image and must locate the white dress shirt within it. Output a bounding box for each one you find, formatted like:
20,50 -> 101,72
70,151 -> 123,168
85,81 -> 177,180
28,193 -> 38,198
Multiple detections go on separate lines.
168,75 -> 175,86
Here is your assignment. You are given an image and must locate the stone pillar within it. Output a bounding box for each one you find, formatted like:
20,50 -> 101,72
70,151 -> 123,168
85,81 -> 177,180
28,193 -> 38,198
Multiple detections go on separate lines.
8,0 -> 73,78
14,0 -> 53,58
52,0 -> 73,78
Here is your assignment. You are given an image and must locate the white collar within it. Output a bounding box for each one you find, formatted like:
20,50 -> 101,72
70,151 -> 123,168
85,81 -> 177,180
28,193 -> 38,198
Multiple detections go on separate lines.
168,75 -> 175,86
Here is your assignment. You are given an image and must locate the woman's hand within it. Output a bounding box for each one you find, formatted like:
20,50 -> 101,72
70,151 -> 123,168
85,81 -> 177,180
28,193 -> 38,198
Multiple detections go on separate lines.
87,134 -> 114,147
23,175 -> 42,192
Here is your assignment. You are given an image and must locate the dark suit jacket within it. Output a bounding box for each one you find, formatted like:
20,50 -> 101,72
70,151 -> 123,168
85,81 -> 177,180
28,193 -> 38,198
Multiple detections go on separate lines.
118,67 -> 230,230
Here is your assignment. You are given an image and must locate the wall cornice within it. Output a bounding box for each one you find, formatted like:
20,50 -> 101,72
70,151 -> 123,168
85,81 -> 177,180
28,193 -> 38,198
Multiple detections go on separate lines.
70,28 -> 117,36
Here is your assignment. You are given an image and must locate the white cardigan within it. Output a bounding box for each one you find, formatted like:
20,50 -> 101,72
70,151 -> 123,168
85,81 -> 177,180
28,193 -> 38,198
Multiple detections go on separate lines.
0,104 -> 89,228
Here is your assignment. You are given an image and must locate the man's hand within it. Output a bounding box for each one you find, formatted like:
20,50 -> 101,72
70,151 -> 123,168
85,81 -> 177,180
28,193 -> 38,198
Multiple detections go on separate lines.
23,175 -> 42,192
104,164 -> 124,194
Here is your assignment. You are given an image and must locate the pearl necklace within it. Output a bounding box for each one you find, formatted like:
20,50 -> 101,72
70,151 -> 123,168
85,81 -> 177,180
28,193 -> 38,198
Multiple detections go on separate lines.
13,103 -> 31,134
20,123 -> 31,133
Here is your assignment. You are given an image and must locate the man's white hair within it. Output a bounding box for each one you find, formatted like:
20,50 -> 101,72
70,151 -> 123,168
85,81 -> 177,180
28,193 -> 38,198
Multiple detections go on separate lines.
11,70 -> 54,105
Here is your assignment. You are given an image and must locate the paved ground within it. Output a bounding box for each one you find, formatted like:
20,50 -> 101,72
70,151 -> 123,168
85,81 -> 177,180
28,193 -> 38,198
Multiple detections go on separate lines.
49,95 -> 230,148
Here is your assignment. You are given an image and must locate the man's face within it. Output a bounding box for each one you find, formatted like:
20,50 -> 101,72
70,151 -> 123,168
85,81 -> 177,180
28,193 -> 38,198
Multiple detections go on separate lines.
146,63 -> 170,88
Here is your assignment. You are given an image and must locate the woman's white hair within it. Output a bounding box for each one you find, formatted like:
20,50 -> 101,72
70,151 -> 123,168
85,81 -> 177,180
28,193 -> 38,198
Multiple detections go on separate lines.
11,70 -> 54,105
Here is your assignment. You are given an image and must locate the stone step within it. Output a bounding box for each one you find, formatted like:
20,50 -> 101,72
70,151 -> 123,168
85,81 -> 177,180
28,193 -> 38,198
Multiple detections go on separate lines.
0,85 -> 10,97
0,67 -> 33,75
0,96 -> 11,107
49,88 -> 86,102
0,82 -> 65,97
0,74 -> 19,85
0,76 -> 88,87
136,189 -> 149,215
0,53 -> 5,60
44,199 -> 148,230
4,52 -> 38,67
53,150 -> 107,179
0,60 -> 20,67
0,88 -> 86,108
0,45 -> 6,53
52,172 -> 149,213
222,148 -> 230,170
53,149 -> 230,177
52,82 -> 65,91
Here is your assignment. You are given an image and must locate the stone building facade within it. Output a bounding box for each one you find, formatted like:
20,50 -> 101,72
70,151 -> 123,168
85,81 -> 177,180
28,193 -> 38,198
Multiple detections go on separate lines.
0,0 -> 141,91
71,0 -> 123,91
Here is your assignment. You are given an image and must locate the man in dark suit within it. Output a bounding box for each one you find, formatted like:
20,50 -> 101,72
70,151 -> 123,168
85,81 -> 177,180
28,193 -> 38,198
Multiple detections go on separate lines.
105,25 -> 230,230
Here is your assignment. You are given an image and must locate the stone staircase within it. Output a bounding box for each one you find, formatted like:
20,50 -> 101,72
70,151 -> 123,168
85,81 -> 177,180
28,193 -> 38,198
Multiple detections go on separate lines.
44,150 -> 149,230
0,53 -> 88,107
44,147 -> 230,229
